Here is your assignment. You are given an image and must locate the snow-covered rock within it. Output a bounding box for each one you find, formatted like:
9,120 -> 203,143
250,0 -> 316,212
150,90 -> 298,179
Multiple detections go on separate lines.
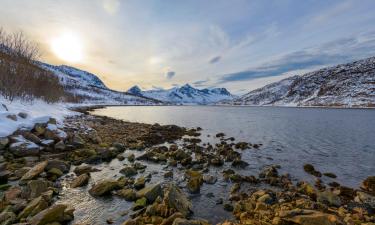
224,57 -> 375,107
38,62 -> 160,105
127,84 -> 235,104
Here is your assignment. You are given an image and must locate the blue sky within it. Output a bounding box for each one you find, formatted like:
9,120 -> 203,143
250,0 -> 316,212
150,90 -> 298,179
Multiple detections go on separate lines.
1,0 -> 375,94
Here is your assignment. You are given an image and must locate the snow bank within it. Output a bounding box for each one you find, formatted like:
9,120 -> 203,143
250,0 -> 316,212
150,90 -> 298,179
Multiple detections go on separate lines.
0,96 -> 77,137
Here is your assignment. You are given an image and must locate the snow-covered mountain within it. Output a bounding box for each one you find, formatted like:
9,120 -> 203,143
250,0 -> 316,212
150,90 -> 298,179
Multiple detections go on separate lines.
127,84 -> 234,104
223,57 -> 375,107
38,63 -> 161,105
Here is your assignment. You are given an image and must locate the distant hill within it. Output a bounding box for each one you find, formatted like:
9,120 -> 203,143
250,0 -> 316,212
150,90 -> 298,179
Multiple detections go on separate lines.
222,57 -> 375,108
127,84 -> 235,104
38,62 -> 161,105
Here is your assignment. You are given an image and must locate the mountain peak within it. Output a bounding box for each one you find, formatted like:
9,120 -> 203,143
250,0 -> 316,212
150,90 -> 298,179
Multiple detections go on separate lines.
127,85 -> 142,95
181,83 -> 193,89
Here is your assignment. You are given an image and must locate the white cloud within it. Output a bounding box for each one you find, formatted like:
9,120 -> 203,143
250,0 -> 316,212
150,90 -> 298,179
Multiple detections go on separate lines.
101,0 -> 120,15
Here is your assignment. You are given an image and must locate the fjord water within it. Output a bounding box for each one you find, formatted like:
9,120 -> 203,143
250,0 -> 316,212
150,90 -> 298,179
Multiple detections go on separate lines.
59,106 -> 375,224
93,106 -> 375,187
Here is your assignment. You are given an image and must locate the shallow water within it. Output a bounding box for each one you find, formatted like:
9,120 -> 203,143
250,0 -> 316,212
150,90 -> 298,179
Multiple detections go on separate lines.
59,106 -> 375,224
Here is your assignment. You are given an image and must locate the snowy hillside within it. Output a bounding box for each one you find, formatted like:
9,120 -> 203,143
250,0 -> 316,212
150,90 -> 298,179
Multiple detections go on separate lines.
223,57 -> 375,107
38,63 -> 160,105
127,84 -> 235,104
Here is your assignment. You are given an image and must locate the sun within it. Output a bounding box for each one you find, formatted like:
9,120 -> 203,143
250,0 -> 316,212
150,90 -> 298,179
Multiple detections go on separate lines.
51,32 -> 83,63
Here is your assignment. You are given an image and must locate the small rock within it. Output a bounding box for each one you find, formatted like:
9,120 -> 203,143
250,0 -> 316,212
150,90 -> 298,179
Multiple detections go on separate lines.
29,204 -> 74,225
21,161 -> 48,181
134,177 -> 146,190
89,179 -> 119,196
361,176 -> 375,195
6,114 -> 17,121
136,183 -> 162,203
223,203 -> 233,212
117,188 -> 137,201
0,137 -> 9,150
71,173 -> 90,188
120,166 -> 138,177
203,175 -> 217,184
74,164 -> 98,176
164,171 -> 173,178
133,197 -> 147,210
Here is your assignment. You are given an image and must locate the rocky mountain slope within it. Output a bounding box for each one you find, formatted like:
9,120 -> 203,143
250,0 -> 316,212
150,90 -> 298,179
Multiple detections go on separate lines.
38,63 -> 160,105
224,57 -> 375,107
127,84 -> 234,104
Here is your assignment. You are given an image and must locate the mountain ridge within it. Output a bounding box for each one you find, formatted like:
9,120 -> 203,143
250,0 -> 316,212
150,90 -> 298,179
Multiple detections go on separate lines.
127,84 -> 235,104
222,56 -> 375,107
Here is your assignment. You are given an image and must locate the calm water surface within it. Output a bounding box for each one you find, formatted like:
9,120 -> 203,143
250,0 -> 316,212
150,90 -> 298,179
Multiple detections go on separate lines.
59,106 -> 375,225
93,106 -> 375,187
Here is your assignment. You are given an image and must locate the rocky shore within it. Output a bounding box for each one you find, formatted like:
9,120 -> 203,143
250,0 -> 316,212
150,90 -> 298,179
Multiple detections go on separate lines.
0,108 -> 374,225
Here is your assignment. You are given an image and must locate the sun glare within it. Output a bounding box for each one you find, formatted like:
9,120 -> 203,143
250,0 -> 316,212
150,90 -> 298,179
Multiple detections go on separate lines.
51,33 -> 83,62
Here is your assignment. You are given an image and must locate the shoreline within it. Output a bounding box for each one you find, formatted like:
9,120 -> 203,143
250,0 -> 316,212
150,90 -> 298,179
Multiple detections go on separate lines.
0,109 -> 374,225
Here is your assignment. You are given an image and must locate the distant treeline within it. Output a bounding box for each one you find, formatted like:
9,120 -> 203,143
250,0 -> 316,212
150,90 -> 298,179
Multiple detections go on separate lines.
0,28 -> 73,103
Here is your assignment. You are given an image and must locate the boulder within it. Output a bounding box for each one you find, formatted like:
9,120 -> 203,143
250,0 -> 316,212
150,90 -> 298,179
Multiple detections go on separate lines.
172,218 -> 209,225
46,160 -> 70,173
23,132 -> 41,144
29,204 -> 74,225
202,175 -> 217,184
0,170 -> 11,184
71,173 -> 90,188
0,137 -> 9,150
134,177 -> 146,190
120,166 -> 138,177
74,164 -> 98,175
27,179 -> 52,199
18,196 -> 49,219
164,184 -> 192,217
317,191 -> 342,207
54,141 -> 66,151
187,178 -> 201,194
303,164 -> 322,177
137,183 -> 162,203
89,179 -> 119,196
361,176 -> 375,195
21,161 -> 48,181
281,210 -> 342,225
9,135 -> 40,157
133,197 -> 147,210
231,159 -> 249,168
18,112 -> 28,119
117,188 -> 137,201
0,211 -> 16,225
6,114 -> 17,121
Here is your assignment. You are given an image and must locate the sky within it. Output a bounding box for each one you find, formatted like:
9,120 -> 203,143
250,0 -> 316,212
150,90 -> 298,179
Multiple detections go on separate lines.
1,0 -> 375,94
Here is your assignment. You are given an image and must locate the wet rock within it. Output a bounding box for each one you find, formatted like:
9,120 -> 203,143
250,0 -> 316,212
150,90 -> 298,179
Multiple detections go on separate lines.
28,179 -> 52,198
71,173 -> 90,188
127,154 -> 135,162
164,184 -> 193,217
303,164 -> 322,177
74,164 -> 99,175
117,154 -> 125,161
89,179 -> 120,196
136,183 -> 162,203
118,188 -> 137,201
4,186 -> 22,202
172,218 -> 209,225
234,142 -> 249,150
223,203 -> 234,212
134,177 -> 146,190
54,141 -> 66,151
160,212 -> 184,225
0,211 -> 16,225
361,176 -> 375,195
231,159 -> 249,168
133,196 -> 148,210
203,174 -> 217,184
120,166 -> 138,177
210,157 -> 224,166
21,161 -> 48,181
18,196 -> 49,219
280,209 -> 342,225
187,178 -> 201,193
46,160 -> 70,173
216,133 -> 225,138
0,170 -> 10,184
29,204 -> 74,225
164,171 -> 173,178
323,172 -> 337,178
259,165 -> 279,178
317,191 -> 342,207
0,137 -> 9,149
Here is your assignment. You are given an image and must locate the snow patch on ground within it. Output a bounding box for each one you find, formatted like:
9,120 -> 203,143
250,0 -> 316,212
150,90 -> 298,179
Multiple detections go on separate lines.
0,96 -> 77,137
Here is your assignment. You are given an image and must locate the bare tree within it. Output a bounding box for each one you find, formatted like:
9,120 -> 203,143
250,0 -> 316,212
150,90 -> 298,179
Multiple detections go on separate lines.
0,27 -> 65,102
